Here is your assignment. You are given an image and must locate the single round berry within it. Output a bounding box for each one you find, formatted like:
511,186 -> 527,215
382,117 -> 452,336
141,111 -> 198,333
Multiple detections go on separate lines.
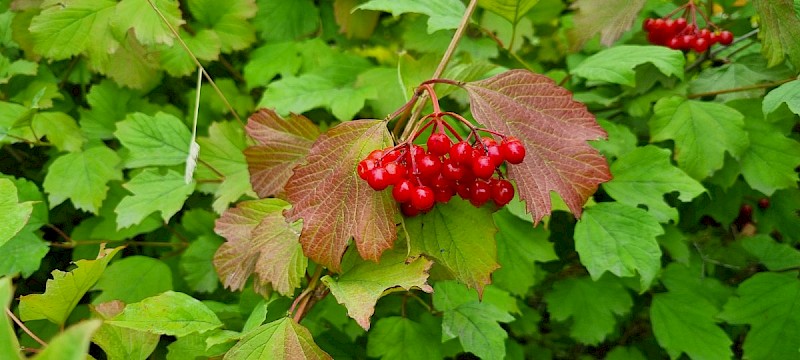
411,186 -> 435,211
681,35 -> 695,50
383,149 -> 402,163
392,179 -> 415,203
384,162 -> 407,184
367,167 -> 392,190
469,180 -> 491,207
442,158 -> 467,181
358,159 -> 377,180
405,145 -> 425,164
417,154 -> 442,178
434,188 -> 453,203
718,30 -> 733,45
455,182 -> 471,199
739,204 -> 753,219
401,202 -> 420,216
643,18 -> 654,32
667,37 -> 683,50
486,144 -> 504,167
491,179 -> 515,206
692,37 -> 709,52
428,173 -> 452,190
471,155 -> 495,179
674,18 -> 687,31
501,139 -> 526,164
758,198 -> 770,209
427,133 -> 452,156
449,141 -> 475,164
481,137 -> 498,147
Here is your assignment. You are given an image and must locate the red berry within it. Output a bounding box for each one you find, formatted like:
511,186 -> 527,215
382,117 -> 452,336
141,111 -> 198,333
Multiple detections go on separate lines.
427,133 -> 452,156
455,182 -> 471,199
501,139 -> 526,164
718,30 -> 733,45
434,188 -> 453,203
469,180 -> 491,207
758,198 -> 770,209
401,202 -> 420,216
693,37 -> 709,53
383,149 -> 401,163
681,35 -> 695,50
486,144 -> 504,167
411,186 -> 435,211
417,154 -> 442,178
392,179 -> 415,203
358,159 -> 377,180
674,18 -> 687,31
367,149 -> 383,161
491,179 -> 514,206
442,158 -> 467,181
643,18 -> 654,32
740,204 -> 753,218
481,137 -> 498,147
449,141 -> 474,164
367,168 -> 392,190
651,18 -> 666,32
667,37 -> 683,50
471,156 -> 495,179
698,28 -> 712,41
405,145 -> 425,164
384,162 -> 406,184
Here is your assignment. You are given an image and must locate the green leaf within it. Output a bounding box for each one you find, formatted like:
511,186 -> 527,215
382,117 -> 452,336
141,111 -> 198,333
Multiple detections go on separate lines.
720,271 -> 800,360
0,277 -> 22,360
650,97 -> 749,179
32,320 -> 102,360
114,112 -> 191,168
0,54 -> 37,84
492,209 -> 556,296
106,291 -> 223,337
568,0 -> 646,49
187,0 -> 257,53
605,346 -> 647,360
93,256 -> 173,304
571,45 -> 685,86
29,0 -> 117,60
0,230 -> 49,278
252,0 -> 319,42
159,29 -> 220,77
433,281 -> 514,360
691,57 -> 790,102
739,115 -> 800,195
89,34 -> 162,89
0,101 -> 35,144
165,331 -> 232,359
574,202 -> 663,289
753,0 -> 800,68
463,70 -> 611,223
367,317 -> 442,360
322,250 -> 433,330
31,112 -> 86,152
224,317 -> 332,359
214,198 -> 306,296
763,80 -> 800,116
284,120 -> 396,271
91,301 -> 160,360
356,0 -> 465,33
180,235 -> 223,293
114,169 -> 195,229
19,247 -> 122,326
78,80 -> 159,140
478,0 -> 538,24
196,120 -> 255,213
742,235 -> 800,271
544,275 -> 633,345
591,119 -> 637,160
659,262 -> 733,310
43,145 -> 122,214
113,0 -> 184,46
756,188 -> 800,242
0,178 -> 32,247
651,292 -> 733,360
603,145 -> 706,223
242,42 -> 301,88
244,109 -> 320,198
406,198 -> 499,295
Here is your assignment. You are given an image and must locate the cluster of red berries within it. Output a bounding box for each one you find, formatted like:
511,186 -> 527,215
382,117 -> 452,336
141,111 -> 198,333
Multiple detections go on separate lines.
643,17 -> 733,52
358,133 -> 525,216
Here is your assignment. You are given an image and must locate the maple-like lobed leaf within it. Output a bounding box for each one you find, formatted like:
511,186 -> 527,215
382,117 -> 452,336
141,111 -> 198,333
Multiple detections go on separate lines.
463,70 -> 611,223
568,0 -> 646,49
213,198 -> 306,296
224,317 -> 331,360
284,120 -> 396,272
244,109 -> 320,198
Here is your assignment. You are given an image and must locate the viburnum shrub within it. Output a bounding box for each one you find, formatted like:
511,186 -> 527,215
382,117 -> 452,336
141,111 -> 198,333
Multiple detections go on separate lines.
358,83 -> 526,215
643,0 -> 734,52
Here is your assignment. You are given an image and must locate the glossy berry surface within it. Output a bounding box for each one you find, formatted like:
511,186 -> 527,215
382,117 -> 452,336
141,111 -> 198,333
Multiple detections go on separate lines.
427,133 -> 452,156
411,186 -> 435,211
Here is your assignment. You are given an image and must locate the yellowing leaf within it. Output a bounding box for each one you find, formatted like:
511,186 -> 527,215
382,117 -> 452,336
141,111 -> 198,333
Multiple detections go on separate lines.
568,0 -> 645,49
32,320 -> 102,360
0,278 -> 22,360
284,120 -> 396,271
196,120 -> 255,213
463,70 -> 611,223
19,247 -> 123,326
322,250 -> 433,330
91,301 -> 160,360
0,179 -> 33,248
214,198 -> 306,296
224,318 -> 331,360
113,0 -> 184,46
244,109 -> 319,198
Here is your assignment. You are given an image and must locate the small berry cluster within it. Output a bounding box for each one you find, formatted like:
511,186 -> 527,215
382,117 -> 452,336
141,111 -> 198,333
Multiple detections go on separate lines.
358,119 -> 525,216
642,2 -> 733,53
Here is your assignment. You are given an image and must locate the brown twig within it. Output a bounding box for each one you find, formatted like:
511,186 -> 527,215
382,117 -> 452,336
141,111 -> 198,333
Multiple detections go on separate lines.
6,308 -> 47,348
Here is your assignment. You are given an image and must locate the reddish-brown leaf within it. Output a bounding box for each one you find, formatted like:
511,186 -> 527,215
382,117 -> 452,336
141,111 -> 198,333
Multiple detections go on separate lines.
213,198 -> 306,296
463,70 -> 611,223
568,0 -> 646,50
284,120 -> 396,272
244,109 -> 320,198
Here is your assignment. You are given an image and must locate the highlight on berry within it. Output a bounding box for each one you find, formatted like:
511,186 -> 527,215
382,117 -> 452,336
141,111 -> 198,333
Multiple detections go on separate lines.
642,0 -> 734,53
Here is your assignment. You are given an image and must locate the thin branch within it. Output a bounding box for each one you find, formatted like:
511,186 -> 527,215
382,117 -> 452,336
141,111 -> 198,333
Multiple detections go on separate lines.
6,308 -> 47,348
687,77 -> 795,98
400,0 -> 479,140
146,0 -> 243,124
49,240 -> 185,248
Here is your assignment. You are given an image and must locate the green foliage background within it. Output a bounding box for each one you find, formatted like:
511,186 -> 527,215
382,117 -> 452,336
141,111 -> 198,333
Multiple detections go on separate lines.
1,0 -> 800,359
